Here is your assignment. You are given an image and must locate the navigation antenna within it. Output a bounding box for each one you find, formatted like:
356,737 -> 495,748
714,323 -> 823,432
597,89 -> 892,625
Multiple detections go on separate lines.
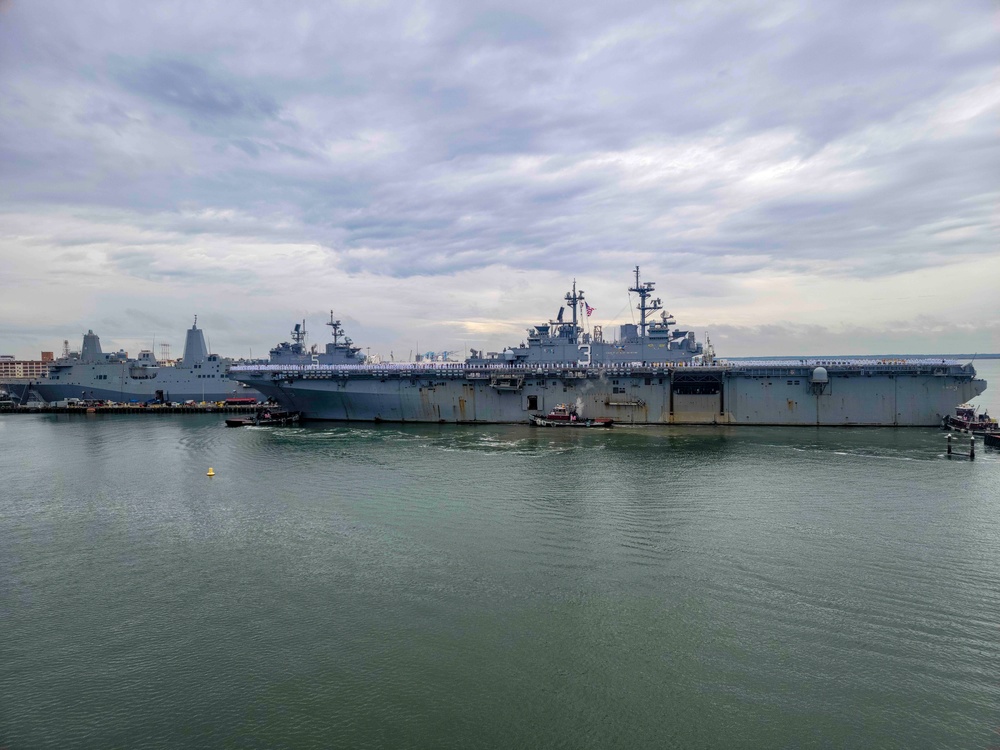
326,311 -> 344,347
563,279 -> 586,345
629,265 -> 662,339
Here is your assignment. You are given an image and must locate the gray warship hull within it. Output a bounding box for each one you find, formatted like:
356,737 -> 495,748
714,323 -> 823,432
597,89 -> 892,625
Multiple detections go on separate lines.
31,379 -> 258,404
230,359 -> 986,426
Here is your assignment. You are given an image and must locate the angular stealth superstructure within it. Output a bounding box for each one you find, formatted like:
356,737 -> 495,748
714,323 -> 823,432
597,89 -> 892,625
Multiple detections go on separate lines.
80,330 -> 104,363
181,319 -> 209,365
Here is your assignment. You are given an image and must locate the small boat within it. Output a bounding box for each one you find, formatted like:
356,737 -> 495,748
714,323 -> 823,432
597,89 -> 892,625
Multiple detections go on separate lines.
530,403 -> 612,428
983,432 -> 1000,449
943,404 -> 999,436
225,408 -> 301,427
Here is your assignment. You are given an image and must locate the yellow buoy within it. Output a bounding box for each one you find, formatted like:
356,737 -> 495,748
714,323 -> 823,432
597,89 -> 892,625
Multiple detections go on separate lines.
207,467 -> 215,477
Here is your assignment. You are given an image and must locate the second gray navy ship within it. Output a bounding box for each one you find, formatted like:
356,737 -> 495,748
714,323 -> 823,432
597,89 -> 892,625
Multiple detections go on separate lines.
230,267 -> 987,426
24,320 -> 262,404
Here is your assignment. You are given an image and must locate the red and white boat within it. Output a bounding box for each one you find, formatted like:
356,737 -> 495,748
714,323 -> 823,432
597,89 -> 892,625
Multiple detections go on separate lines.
531,403 -> 613,428
943,404 -> 998,435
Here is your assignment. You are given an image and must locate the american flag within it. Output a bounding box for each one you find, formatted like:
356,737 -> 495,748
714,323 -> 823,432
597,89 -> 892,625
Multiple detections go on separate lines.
585,303 -> 595,317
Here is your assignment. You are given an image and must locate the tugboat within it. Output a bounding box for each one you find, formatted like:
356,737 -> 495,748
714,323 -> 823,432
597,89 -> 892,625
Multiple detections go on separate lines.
226,407 -> 301,427
530,403 -> 613,428
943,404 -> 999,436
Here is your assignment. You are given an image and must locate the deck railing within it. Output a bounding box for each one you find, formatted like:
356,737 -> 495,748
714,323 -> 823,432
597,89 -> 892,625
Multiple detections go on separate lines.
230,357 -> 966,376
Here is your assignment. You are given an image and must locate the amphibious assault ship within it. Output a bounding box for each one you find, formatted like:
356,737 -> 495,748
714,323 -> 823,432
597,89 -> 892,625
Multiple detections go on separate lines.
29,320 -> 261,404
230,268 -> 987,426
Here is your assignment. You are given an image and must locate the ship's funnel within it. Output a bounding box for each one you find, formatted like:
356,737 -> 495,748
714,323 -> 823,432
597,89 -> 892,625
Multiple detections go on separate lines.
80,329 -> 104,363
182,321 -> 208,364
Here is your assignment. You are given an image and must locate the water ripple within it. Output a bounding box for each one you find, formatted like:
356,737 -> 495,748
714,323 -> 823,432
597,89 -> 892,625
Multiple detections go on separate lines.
3,412 -> 1000,748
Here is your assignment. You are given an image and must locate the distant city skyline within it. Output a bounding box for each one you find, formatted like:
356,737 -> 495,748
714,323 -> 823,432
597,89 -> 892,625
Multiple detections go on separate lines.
1,1 -> 997,360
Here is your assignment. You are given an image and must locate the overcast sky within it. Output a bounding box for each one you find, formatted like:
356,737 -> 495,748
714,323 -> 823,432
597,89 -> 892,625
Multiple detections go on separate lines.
1,0 -> 997,360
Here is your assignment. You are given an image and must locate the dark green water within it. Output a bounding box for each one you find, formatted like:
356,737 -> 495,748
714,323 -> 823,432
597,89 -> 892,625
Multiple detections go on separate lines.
2,371 -> 1000,748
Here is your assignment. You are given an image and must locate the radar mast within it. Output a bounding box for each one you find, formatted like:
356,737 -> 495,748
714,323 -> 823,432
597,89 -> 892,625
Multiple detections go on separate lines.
562,279 -> 586,345
327,311 -> 346,347
629,266 -> 662,339
291,321 -> 307,348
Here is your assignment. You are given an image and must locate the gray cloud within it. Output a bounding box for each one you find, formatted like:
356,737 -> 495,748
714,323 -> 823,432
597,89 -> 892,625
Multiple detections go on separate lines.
0,0 -> 997,359
113,58 -> 279,121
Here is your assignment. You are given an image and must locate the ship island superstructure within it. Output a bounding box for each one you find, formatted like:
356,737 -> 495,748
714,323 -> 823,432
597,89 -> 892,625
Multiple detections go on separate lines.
229,268 -> 987,426
465,269 -> 702,367
267,313 -> 367,367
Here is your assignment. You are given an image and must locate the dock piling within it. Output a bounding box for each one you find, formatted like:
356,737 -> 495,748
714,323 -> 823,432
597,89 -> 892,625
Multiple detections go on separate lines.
946,433 -> 975,460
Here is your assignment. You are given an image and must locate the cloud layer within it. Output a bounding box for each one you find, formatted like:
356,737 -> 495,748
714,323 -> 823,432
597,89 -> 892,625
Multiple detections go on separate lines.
1,0 -> 997,358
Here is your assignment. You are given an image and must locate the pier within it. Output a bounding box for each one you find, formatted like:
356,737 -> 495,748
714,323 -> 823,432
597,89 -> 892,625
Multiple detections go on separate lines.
0,403 -> 262,416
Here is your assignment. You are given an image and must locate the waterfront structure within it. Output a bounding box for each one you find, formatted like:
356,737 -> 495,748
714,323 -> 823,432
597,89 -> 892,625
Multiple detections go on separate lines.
230,269 -> 987,426
0,355 -> 52,403
0,356 -> 50,379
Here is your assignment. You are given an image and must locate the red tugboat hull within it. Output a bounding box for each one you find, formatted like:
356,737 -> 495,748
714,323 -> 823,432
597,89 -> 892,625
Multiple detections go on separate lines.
944,404 -> 999,436
531,416 -> 613,428
530,403 -> 612,427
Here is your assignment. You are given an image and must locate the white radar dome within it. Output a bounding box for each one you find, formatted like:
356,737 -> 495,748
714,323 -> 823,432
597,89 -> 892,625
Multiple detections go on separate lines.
810,366 -> 829,384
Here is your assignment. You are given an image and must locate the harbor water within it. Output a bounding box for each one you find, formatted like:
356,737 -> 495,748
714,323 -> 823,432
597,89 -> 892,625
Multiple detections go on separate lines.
2,360 -> 999,748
